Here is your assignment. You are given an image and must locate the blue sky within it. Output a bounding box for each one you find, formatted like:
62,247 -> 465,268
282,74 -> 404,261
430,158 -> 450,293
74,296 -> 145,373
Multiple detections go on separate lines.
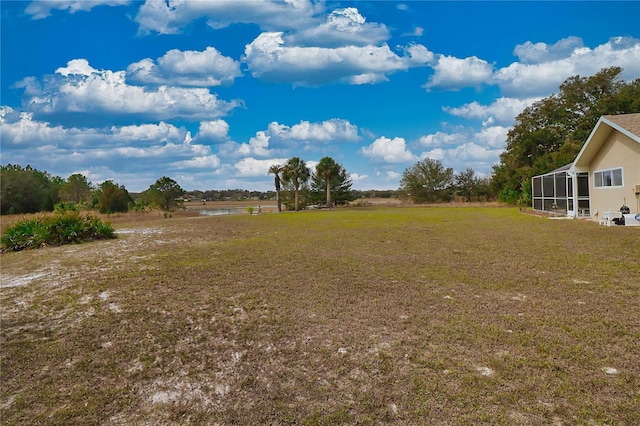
2,1 -> 639,192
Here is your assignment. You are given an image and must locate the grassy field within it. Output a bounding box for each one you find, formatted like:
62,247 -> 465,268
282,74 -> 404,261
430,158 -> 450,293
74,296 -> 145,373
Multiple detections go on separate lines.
1,206 -> 639,425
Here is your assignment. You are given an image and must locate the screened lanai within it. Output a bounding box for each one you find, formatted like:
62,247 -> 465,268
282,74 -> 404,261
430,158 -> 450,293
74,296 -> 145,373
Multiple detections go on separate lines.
531,164 -> 590,217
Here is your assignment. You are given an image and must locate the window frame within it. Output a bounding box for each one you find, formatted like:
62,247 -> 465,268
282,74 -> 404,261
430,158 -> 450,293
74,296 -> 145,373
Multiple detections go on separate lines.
593,167 -> 624,189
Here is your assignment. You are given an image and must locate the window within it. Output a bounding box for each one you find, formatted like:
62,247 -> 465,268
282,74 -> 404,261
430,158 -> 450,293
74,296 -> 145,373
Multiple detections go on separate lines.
594,168 -> 623,188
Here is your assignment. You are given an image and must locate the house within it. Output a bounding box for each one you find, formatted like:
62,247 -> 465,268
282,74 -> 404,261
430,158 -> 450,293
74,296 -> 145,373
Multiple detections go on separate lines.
531,113 -> 640,222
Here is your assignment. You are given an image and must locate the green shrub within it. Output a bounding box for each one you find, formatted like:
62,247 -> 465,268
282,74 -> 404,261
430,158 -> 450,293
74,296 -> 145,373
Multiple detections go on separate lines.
54,202 -> 80,214
86,215 -> 116,239
497,188 -> 521,205
1,212 -> 115,252
1,218 -> 50,251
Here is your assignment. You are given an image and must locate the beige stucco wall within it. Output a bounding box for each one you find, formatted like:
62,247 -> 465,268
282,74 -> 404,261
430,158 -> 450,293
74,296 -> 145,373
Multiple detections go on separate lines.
589,131 -> 640,215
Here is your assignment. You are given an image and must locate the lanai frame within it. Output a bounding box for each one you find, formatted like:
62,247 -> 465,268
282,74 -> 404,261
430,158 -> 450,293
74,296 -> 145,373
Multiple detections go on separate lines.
532,164 -> 590,217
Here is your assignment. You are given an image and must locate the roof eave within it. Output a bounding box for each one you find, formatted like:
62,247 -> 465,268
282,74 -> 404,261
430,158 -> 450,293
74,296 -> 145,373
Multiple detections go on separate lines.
572,117 -> 611,168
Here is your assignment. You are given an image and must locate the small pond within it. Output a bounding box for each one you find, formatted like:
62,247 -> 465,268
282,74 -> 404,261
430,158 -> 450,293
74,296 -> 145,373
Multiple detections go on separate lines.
197,204 -> 276,216
199,208 -> 244,216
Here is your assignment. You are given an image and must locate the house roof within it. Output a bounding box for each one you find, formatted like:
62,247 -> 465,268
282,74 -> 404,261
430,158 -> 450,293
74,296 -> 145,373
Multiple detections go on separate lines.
604,113 -> 640,137
571,113 -> 640,171
543,163 -> 572,176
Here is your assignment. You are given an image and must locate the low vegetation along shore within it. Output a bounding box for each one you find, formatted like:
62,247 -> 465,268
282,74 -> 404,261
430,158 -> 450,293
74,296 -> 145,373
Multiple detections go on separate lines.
1,207 -> 639,424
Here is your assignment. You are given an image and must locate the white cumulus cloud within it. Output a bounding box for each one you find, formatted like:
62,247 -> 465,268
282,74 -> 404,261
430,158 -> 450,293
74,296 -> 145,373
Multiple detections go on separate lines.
218,118 -> 359,159
217,131 -> 273,159
1,111 -> 190,149
443,97 -> 540,124
135,0 -> 322,34
359,136 -> 417,163
424,55 -> 494,91
494,36 -> 640,98
171,155 -> 221,169
419,126 -> 509,152
423,37 -> 640,98
111,121 -> 186,144
26,0 -> 129,19
20,59 -> 241,124
286,7 -> 390,48
127,47 -> 242,87
0,111 -> 67,146
196,120 -> 230,142
241,132 -> 272,157
0,110 -> 217,182
235,157 -> 288,177
418,131 -> 468,148
403,43 -> 434,64
350,173 -> 369,182
474,126 -> 510,149
56,58 -> 98,76
421,142 -> 501,175
386,170 -> 401,180
513,36 -> 584,64
267,119 -> 359,142
417,124 -> 511,175
244,32 -> 432,86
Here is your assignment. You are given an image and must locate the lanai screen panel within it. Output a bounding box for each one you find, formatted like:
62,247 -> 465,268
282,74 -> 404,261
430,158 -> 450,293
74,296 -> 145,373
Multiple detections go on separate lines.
532,169 -> 570,214
532,168 -> 590,216
533,177 -> 543,210
576,173 -> 590,216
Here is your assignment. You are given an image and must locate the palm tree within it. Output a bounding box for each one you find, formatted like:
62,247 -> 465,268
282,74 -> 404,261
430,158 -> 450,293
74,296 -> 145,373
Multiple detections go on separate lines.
281,157 -> 310,211
268,163 -> 284,213
315,156 -> 341,208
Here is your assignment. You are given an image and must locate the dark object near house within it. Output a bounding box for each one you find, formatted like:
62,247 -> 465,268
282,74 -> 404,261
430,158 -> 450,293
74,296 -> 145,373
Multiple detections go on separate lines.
613,205 -> 630,225
613,204 -> 631,226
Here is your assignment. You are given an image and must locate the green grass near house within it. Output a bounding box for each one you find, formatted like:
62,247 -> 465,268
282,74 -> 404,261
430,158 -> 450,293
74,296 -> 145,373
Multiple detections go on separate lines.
1,207 -> 639,424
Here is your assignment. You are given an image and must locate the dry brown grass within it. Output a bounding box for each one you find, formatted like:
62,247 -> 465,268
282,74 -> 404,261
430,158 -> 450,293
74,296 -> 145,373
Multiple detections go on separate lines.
1,207 -> 639,425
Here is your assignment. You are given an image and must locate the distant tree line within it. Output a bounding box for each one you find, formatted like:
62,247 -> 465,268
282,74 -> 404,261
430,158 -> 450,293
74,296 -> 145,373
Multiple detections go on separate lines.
0,165 -> 139,215
0,165 -> 62,214
0,166 -> 187,215
1,159 -> 486,217
1,158 -> 355,215
1,160 -> 391,216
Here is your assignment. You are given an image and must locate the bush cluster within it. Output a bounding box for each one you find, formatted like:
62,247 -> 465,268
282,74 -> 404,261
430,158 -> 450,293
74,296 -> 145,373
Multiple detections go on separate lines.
1,211 -> 115,252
